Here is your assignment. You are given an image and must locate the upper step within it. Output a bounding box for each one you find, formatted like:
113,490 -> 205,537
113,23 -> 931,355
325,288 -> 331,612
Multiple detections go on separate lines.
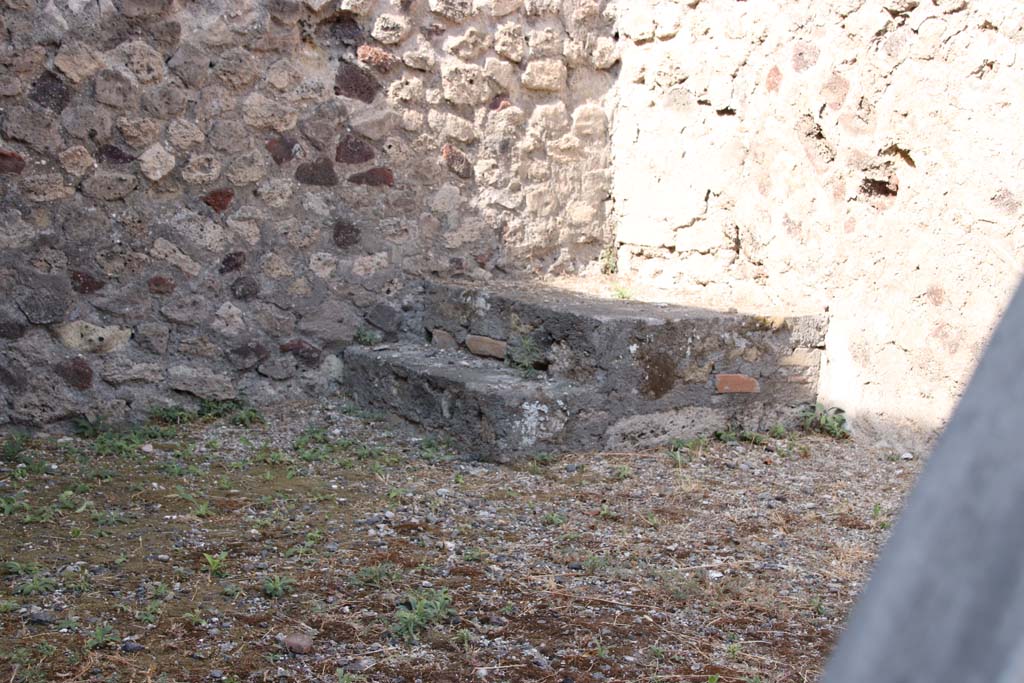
338,281 -> 829,458
420,281 -> 826,404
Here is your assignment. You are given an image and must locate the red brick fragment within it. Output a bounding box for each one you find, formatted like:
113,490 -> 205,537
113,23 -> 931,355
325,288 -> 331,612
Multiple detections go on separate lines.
348,167 -> 394,187
715,374 -> 760,394
356,44 -> 398,72
0,148 -> 26,174
202,187 -> 234,212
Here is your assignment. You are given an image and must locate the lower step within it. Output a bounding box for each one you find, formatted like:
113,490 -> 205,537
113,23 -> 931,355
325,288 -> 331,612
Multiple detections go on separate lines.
342,343 -> 812,461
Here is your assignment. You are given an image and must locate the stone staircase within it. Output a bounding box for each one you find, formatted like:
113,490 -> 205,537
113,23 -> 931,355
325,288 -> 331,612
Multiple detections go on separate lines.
342,281 -> 826,461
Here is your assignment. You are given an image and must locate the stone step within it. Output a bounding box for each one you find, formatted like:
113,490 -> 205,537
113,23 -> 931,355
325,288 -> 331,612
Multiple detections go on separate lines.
421,281 -> 825,401
343,281 -> 828,460
342,343 -> 587,462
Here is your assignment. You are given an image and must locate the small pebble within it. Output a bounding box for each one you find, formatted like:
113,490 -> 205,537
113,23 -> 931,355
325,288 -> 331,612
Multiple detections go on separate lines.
27,610 -> 56,625
284,632 -> 314,654
344,657 -> 376,673
156,554 -> 170,562
121,641 -> 145,653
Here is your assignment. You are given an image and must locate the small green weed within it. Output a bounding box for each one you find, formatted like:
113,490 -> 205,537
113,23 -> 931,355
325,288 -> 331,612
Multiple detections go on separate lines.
72,415 -> 108,439
739,431 -> 768,446
203,551 -> 228,578
507,335 -> 544,375
800,402 -> 850,438
182,610 -> 207,627
15,575 -> 56,596
353,562 -> 401,588
84,623 -> 118,650
0,496 -> 28,516
2,560 -> 40,576
542,512 -> 566,526
231,407 -> 265,427
1,430 -> 30,462
462,547 -> 486,562
197,399 -> 244,420
136,600 -> 163,625
262,575 -> 296,598
148,405 -> 197,425
354,327 -> 383,346
391,588 -> 454,643
600,244 -> 618,275
713,426 -> 740,443
192,501 -> 213,518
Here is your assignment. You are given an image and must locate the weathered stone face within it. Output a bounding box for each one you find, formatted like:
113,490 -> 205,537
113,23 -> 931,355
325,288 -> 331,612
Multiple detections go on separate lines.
609,0 -> 1021,447
0,0 -> 617,429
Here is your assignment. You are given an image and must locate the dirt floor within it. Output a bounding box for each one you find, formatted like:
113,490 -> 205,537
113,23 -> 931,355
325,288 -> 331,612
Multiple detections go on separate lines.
0,398 -> 922,683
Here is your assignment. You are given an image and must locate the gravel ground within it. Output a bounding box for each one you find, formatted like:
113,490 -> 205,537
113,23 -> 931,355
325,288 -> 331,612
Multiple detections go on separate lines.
0,399 -> 922,683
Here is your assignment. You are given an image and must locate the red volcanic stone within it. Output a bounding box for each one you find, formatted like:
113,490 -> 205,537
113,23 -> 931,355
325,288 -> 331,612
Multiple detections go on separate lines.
148,275 -> 176,295
280,338 -> 322,367
55,357 -> 93,390
442,144 -> 472,179
219,251 -> 246,274
97,144 -> 135,165
335,134 -> 374,164
347,167 -> 393,187
70,270 -> 106,294
0,149 -> 26,174
357,44 -> 398,72
334,62 -> 380,103
202,187 -> 235,212
266,134 -> 298,165
29,71 -> 71,113
295,158 -> 339,186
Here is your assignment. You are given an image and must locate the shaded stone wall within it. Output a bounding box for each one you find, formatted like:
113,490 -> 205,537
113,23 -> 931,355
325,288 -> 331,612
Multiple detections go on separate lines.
0,0 -> 617,426
609,0 -> 1024,447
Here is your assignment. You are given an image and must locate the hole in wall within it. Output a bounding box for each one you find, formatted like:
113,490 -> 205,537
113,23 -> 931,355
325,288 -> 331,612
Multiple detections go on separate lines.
859,177 -> 898,197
